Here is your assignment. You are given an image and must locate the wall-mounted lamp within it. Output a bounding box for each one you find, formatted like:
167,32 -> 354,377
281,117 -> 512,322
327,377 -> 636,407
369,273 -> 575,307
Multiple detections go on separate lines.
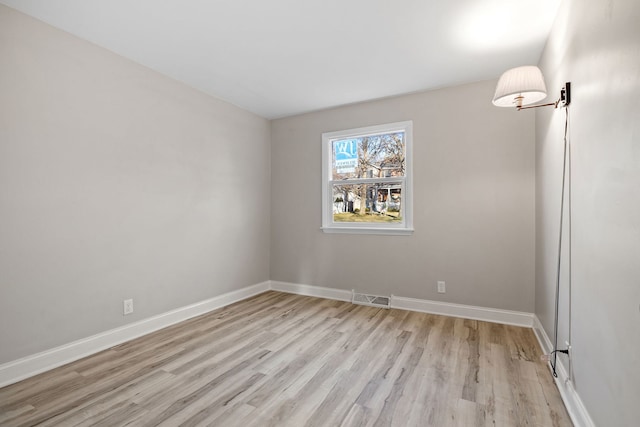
492,65 -> 574,381
492,65 -> 571,110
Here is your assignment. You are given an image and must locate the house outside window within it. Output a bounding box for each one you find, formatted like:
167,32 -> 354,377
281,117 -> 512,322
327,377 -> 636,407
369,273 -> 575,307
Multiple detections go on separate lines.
322,121 -> 413,235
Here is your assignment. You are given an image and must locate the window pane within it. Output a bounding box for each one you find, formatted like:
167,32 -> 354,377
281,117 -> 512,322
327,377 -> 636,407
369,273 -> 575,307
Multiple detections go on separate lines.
332,132 -> 405,180
332,183 -> 402,223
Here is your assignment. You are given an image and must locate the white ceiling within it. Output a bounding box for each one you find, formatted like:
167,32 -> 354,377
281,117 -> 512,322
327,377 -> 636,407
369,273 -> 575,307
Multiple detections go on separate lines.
1,0 -> 562,119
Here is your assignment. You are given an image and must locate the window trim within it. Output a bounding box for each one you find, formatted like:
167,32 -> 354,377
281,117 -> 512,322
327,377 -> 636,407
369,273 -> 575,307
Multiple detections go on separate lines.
321,121 -> 414,235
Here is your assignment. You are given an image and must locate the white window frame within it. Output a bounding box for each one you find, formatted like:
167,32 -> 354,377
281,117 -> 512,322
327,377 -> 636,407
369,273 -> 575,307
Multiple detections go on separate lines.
321,121 -> 414,235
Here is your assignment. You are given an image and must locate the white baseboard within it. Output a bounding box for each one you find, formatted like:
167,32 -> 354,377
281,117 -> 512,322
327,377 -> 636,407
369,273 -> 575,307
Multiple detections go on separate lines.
272,281 -> 533,327
533,315 -> 595,427
390,295 -> 534,327
532,315 -> 554,355
270,281 -> 533,327
0,281 -> 270,388
270,280 -> 352,302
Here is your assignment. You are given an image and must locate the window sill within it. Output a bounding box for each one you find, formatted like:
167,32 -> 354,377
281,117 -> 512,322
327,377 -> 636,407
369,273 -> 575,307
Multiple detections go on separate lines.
321,227 -> 414,236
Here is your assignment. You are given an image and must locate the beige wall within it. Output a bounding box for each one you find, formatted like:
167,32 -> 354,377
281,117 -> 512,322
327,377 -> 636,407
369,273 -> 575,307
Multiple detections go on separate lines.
0,6 -> 271,364
536,0 -> 640,424
271,80 -> 536,312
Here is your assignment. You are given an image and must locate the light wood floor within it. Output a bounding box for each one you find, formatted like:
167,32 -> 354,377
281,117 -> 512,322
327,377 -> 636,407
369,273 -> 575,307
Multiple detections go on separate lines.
0,291 -> 572,426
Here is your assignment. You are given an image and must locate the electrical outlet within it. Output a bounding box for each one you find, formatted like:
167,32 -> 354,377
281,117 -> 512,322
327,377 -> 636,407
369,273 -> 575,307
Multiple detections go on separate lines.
123,299 -> 134,315
437,281 -> 446,293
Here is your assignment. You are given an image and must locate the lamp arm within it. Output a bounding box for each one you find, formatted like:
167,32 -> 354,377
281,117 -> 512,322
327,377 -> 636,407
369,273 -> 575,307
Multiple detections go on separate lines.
517,82 -> 571,111
517,101 -> 559,110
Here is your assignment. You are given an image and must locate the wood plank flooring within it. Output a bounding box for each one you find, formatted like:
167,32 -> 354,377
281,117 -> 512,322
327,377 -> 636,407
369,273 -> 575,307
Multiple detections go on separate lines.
0,291 -> 572,426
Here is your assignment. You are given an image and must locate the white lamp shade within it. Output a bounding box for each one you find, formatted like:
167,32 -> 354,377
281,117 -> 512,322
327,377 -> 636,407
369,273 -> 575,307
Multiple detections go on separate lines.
492,65 -> 548,107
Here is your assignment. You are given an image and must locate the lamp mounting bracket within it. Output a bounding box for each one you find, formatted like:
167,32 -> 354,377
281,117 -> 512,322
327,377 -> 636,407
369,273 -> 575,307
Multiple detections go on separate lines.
559,82 -> 571,108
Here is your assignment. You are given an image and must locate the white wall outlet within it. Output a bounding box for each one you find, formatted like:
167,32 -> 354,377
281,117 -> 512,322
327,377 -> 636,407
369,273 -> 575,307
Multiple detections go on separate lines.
437,281 -> 446,293
123,299 -> 134,315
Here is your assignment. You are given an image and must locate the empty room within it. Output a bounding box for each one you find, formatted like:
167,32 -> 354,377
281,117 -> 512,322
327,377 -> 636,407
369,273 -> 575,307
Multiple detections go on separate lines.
0,0 -> 638,426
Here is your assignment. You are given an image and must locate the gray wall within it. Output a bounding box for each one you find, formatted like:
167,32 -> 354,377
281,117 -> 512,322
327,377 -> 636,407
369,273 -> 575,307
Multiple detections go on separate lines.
535,0 -> 640,425
271,80 -> 536,312
12,7 -> 640,425
0,6 -> 271,364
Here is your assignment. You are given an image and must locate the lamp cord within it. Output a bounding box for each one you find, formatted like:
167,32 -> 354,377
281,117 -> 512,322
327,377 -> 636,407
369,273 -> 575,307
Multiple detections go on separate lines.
552,106 -> 571,378
567,109 -> 573,382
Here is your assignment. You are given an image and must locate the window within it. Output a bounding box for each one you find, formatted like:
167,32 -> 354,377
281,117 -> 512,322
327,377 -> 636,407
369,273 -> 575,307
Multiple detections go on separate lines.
322,121 -> 413,234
